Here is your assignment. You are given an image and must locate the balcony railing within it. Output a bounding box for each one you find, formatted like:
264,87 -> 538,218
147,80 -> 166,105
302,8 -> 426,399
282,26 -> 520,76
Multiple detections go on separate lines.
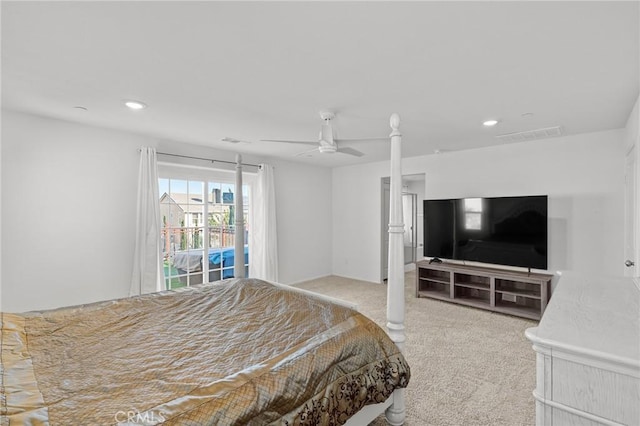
161,225 -> 249,289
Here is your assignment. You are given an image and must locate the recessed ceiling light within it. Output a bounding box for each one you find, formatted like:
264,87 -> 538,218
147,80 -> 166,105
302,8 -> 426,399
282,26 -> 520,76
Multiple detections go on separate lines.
124,100 -> 147,110
483,119 -> 499,127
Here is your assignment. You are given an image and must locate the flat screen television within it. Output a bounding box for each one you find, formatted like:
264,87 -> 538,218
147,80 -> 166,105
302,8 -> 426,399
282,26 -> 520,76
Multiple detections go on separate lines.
423,195 -> 548,270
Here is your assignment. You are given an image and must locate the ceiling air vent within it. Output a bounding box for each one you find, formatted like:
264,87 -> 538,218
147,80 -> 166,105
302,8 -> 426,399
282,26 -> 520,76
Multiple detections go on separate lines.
496,126 -> 563,143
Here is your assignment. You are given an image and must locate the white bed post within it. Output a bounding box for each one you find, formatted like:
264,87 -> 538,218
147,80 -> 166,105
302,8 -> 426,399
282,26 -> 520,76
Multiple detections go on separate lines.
385,113 -> 406,425
234,154 -> 245,278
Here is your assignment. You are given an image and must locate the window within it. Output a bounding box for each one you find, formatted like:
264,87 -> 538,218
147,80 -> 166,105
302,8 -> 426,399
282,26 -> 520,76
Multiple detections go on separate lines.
464,198 -> 482,230
158,170 -> 250,290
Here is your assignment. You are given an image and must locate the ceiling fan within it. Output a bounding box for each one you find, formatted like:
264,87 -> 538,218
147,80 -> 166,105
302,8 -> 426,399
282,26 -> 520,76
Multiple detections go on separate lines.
221,137 -> 251,144
261,111 -> 387,157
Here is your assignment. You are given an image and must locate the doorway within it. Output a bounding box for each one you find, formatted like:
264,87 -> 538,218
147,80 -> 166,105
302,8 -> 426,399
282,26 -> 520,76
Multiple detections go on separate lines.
403,193 -> 418,264
381,174 -> 425,282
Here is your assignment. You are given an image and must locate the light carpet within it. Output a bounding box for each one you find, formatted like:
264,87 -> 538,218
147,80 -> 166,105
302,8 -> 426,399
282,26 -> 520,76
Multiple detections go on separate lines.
294,271 -> 536,426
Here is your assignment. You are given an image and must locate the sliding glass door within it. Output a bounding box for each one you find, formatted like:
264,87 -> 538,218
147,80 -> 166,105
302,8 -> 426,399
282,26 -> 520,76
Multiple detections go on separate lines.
158,174 -> 249,289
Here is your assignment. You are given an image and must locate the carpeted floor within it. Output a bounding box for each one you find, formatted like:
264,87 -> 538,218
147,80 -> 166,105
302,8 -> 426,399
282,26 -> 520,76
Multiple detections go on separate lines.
294,271 -> 536,426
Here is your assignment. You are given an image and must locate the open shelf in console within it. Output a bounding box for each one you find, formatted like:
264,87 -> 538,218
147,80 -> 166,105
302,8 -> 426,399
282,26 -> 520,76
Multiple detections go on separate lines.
495,279 -> 541,299
417,267 -> 451,299
493,299 -> 541,320
416,261 -> 553,320
453,284 -> 490,308
494,277 -> 544,319
454,272 -> 490,291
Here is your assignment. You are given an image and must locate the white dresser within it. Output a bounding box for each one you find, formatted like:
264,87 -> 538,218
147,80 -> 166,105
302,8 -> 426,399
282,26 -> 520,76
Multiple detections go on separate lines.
525,273 -> 640,426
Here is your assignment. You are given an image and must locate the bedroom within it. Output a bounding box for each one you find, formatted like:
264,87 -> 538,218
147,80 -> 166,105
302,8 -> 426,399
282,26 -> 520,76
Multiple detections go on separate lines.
1,1 -> 639,425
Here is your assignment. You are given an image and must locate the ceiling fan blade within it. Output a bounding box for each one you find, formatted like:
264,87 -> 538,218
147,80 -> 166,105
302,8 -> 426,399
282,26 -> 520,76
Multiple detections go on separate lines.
260,139 -> 319,146
335,137 -> 389,144
221,137 -> 251,144
336,147 -> 365,157
294,147 -> 320,157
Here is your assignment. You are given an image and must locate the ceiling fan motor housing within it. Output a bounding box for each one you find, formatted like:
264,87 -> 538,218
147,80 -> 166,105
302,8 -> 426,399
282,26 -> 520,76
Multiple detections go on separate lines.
319,144 -> 337,154
319,119 -> 337,148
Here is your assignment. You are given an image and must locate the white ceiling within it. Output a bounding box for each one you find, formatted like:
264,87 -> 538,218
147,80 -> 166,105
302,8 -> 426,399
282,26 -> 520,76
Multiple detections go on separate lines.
2,1 -> 638,168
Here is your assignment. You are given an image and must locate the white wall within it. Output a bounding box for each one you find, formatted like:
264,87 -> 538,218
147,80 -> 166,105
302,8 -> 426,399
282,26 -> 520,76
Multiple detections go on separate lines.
332,129 -> 626,285
0,104 -> 3,310
270,159 -> 333,284
1,110 -> 332,311
2,111 -> 141,311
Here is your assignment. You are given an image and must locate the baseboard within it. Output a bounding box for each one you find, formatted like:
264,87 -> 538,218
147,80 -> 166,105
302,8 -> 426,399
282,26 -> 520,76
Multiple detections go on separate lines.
291,271 -> 413,287
288,274 -> 333,287
332,274 -> 382,285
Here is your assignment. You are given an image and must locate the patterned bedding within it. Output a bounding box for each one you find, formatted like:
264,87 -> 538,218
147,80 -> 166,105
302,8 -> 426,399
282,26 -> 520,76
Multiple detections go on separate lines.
1,278 -> 410,425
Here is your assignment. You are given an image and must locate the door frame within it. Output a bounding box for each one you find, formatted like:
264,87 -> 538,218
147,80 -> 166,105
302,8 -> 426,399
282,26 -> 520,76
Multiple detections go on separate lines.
403,193 -> 418,265
624,145 -> 639,279
381,178 -> 390,282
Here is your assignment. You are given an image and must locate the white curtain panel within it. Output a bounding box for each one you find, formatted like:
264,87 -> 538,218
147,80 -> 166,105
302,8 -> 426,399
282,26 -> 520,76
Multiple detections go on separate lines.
130,147 -> 164,296
249,164 -> 279,281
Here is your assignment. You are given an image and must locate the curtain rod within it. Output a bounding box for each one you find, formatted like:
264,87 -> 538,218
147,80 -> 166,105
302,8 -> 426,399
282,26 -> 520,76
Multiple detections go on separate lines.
156,151 -> 261,168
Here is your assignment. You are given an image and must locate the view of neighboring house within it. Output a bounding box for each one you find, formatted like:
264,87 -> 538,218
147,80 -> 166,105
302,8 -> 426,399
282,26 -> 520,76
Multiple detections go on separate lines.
159,188 -> 248,251
158,183 -> 250,288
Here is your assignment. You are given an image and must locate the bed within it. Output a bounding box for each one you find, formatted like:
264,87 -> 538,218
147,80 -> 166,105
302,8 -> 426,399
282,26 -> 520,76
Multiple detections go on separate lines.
1,114 -> 409,425
1,279 -> 409,424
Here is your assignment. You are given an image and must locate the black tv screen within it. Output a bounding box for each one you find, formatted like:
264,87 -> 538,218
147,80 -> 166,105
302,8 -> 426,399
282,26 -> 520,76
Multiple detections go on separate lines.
423,195 -> 548,269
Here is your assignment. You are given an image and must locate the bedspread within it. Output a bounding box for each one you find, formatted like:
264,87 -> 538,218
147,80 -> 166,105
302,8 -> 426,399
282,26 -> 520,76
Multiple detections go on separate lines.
1,279 -> 409,425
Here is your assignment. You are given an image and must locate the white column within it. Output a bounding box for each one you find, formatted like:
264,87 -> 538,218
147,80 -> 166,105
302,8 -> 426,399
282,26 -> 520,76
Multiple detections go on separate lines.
385,113 -> 406,425
234,154 -> 245,278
